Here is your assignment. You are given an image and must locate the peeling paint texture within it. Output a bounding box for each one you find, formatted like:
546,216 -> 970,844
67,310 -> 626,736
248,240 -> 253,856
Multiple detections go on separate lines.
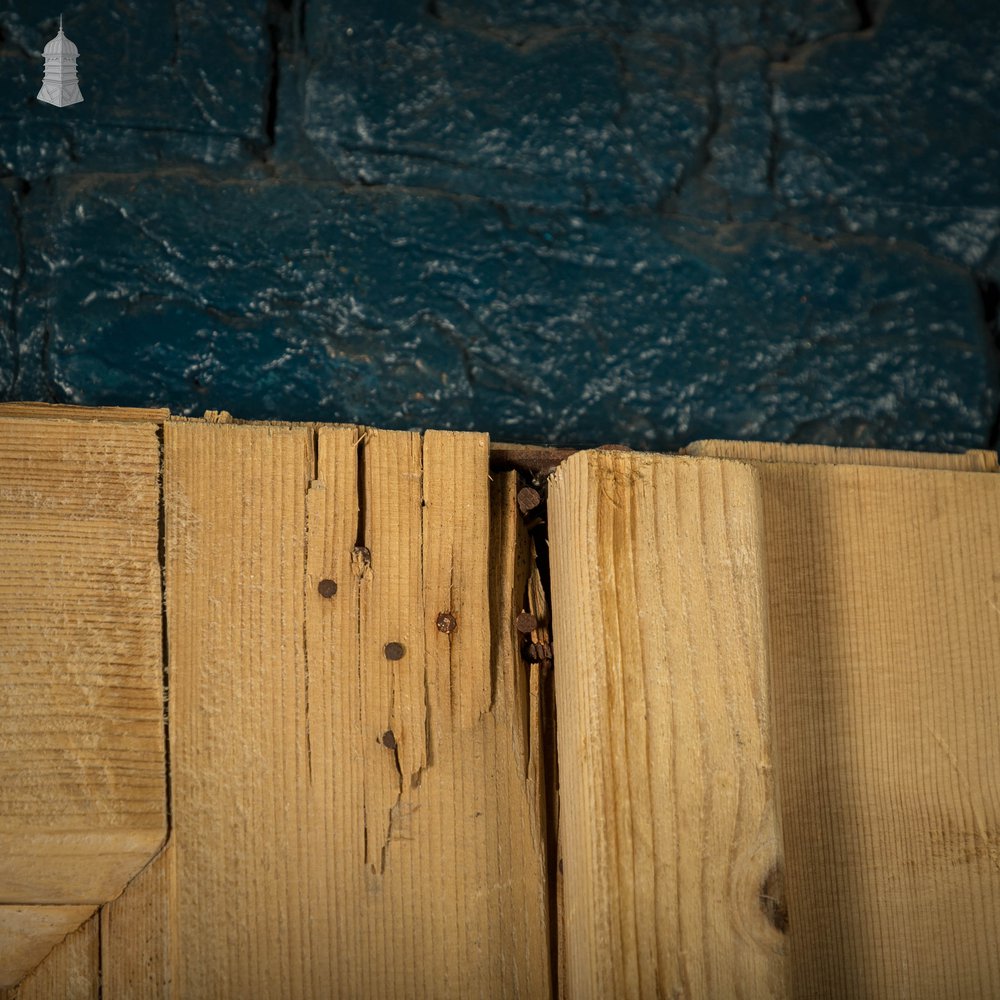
1,0 -> 998,450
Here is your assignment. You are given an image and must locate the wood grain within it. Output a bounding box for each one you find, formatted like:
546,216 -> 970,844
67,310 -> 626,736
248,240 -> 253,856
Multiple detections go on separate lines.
0,402 -> 169,423
163,419 -> 314,998
309,429 -> 549,996
101,846 -> 175,999
0,907 -> 96,991
0,416 -> 166,906
684,439 -> 998,471
549,450 -> 786,999
133,419 -> 550,998
749,461 -> 1000,999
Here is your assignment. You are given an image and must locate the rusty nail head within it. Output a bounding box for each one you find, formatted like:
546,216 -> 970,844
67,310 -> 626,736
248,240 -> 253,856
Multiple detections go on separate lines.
382,729 -> 397,751
384,641 -> 405,661
317,579 -> 338,598
436,611 -> 457,634
517,486 -> 541,515
515,612 -> 538,634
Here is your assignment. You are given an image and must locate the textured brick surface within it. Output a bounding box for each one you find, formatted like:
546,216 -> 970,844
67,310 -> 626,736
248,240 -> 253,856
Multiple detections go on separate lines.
1,0 -> 998,450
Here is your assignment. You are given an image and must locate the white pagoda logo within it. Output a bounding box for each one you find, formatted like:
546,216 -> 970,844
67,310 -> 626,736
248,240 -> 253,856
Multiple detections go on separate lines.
37,15 -> 83,108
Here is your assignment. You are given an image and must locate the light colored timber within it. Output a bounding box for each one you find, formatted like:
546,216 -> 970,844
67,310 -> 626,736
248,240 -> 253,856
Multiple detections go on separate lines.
685,438 -> 998,471
127,419 -> 549,997
100,846 -> 175,999
548,451 -> 787,999
742,460 -> 1000,998
0,402 -> 169,423
0,417 -> 166,984
0,907 -> 96,992
688,440 -> 1000,997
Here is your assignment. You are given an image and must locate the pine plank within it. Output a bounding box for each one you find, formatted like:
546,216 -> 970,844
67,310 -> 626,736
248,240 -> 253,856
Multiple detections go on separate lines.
0,417 -> 166,906
747,462 -> 1000,998
548,451 -> 787,999
139,420 -> 550,998
0,907 -> 96,991
305,432 -> 548,996
11,912 -> 99,1000
100,846 -> 175,1000
685,438 -> 998,471
0,402 -> 169,423
163,419 -> 315,998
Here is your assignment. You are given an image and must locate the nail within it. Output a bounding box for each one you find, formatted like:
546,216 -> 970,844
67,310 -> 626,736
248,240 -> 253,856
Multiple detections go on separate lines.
436,611 -> 457,634
384,641 -> 405,661
517,486 -> 541,515
317,579 -> 338,598
515,612 -> 538,634
524,641 -> 553,662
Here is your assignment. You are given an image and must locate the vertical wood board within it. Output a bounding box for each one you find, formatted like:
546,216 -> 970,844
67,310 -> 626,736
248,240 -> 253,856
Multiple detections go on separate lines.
549,451 -> 786,999
101,846 -> 175,1000
122,419 -> 551,998
165,419 -> 314,997
751,462 -> 1000,999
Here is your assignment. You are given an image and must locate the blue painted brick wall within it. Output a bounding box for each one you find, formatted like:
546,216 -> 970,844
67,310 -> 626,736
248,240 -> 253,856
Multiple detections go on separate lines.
2,0 -> 998,450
